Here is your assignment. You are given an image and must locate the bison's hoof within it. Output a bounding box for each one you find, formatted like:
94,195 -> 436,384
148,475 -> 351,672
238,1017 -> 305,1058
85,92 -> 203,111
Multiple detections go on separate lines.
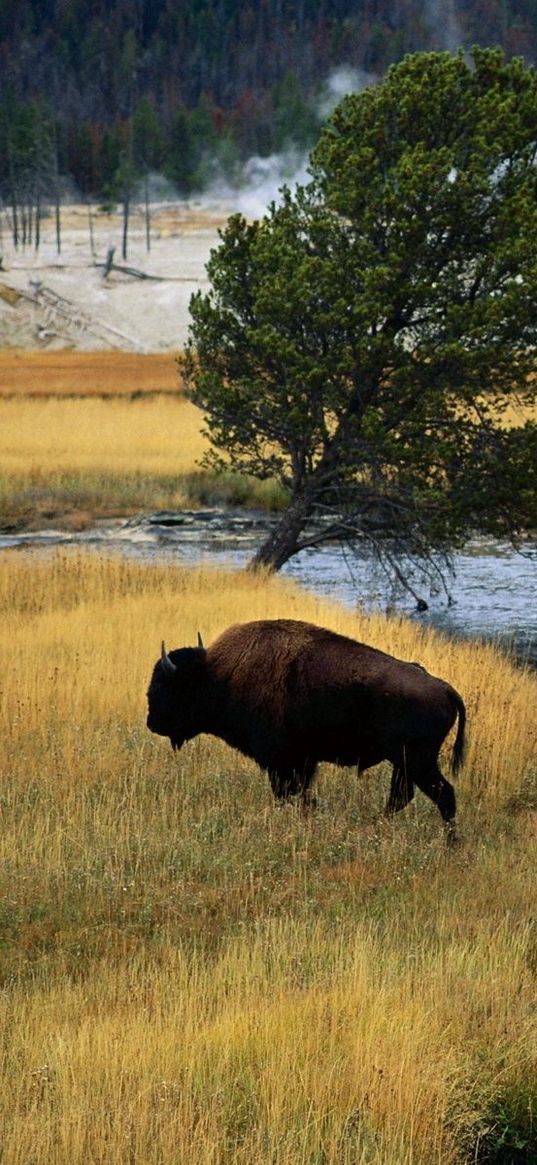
444,823 -> 459,848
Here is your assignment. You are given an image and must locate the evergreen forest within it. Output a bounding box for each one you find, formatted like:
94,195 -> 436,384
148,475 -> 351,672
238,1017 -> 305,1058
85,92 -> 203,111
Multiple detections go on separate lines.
1,0 -> 537,218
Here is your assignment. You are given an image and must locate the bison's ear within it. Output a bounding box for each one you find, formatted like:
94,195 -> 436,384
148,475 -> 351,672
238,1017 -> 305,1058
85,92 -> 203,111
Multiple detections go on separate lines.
197,631 -> 204,649
160,641 -> 177,676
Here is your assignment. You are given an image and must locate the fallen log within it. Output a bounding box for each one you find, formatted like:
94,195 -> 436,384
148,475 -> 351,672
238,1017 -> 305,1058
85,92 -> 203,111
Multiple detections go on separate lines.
97,248 -> 162,281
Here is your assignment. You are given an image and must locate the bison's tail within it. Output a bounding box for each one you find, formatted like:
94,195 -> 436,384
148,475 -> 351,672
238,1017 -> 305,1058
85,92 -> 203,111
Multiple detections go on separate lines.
451,691 -> 467,776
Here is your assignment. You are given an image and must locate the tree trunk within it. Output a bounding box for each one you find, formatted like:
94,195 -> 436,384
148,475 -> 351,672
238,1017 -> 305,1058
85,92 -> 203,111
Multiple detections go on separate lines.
144,172 -> 151,252
122,192 -> 130,260
87,201 -> 95,260
249,493 -> 312,571
55,199 -> 61,254
7,143 -> 19,248
35,194 -> 40,251
103,246 -> 116,277
10,196 -> 19,248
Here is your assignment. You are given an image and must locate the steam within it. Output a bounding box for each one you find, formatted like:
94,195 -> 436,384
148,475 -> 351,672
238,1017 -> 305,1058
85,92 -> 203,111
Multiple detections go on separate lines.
184,146 -> 310,220
191,68 -> 377,219
233,149 -> 310,217
137,34 -> 464,224
425,0 -> 463,52
134,173 -> 181,204
317,66 -> 378,119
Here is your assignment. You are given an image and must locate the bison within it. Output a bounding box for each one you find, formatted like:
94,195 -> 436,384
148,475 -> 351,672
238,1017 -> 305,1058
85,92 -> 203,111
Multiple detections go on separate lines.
146,619 -> 466,841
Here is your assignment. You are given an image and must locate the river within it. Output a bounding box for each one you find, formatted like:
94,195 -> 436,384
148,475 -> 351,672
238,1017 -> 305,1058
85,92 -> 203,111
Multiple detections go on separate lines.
2,509 -> 536,666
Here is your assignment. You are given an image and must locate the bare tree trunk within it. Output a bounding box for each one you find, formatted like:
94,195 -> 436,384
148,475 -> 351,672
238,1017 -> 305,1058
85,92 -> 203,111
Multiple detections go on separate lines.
55,197 -> 61,254
144,171 -> 151,252
52,121 -> 61,255
7,142 -> 19,248
10,195 -> 19,248
122,191 -> 130,260
103,246 -> 116,277
249,493 -> 311,571
35,193 -> 40,251
87,201 -> 95,260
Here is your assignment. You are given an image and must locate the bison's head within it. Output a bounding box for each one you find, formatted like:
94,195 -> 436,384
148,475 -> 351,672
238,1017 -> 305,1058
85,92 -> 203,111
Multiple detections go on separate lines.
146,640 -> 207,751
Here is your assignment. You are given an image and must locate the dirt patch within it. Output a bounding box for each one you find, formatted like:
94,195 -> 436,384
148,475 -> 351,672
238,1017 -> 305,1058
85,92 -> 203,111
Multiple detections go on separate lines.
0,203 -> 225,352
0,349 -> 183,397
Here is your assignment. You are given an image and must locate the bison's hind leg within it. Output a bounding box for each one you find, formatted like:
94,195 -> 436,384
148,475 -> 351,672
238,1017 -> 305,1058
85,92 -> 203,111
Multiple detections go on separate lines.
384,765 -> 415,816
386,749 -> 458,844
410,753 -> 458,845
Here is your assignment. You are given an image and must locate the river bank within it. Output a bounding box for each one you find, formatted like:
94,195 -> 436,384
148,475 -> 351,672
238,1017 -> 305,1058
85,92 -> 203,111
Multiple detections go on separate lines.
2,508 -> 535,666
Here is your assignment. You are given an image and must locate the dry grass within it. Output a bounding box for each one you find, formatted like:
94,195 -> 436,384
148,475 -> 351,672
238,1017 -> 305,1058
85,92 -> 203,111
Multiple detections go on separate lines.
0,551 -> 535,1164
0,371 -> 285,527
486,394 -> 537,429
0,395 -> 285,529
1,394 -> 206,475
0,393 -> 209,526
0,350 -> 182,397
1,350 -> 535,532
0,350 -> 202,511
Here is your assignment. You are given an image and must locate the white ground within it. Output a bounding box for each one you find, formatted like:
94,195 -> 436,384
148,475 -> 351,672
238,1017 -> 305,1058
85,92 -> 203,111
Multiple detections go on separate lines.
0,202 -> 233,351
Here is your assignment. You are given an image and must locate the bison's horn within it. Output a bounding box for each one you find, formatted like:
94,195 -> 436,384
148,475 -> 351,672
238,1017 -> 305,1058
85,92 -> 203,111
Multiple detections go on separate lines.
160,641 -> 177,675
197,631 -> 204,649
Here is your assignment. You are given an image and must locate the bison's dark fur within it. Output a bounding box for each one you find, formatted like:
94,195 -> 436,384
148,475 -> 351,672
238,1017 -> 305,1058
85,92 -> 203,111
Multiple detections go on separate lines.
147,619 -> 466,840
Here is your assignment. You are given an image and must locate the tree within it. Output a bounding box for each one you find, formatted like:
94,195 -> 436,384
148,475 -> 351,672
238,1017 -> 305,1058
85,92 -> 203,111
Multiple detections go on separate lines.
0,96 -> 62,252
271,71 -> 320,152
132,97 -> 163,250
114,148 -> 137,260
165,106 -> 195,194
182,49 -> 537,603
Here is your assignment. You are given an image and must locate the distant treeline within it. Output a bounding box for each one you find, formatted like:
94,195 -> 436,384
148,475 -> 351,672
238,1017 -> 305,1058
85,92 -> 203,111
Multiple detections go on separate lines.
1,0 -> 536,215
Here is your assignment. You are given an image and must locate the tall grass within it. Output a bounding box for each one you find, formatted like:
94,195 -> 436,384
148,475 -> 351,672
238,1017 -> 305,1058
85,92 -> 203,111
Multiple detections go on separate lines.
0,350 -> 181,398
1,356 -> 535,530
0,551 -> 535,1163
0,396 -> 284,525
1,395 -> 206,475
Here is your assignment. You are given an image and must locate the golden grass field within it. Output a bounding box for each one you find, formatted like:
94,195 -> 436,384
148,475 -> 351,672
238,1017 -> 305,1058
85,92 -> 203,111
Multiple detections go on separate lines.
2,350 -> 536,529
1,350 -> 536,531
1,348 -> 536,1158
0,551 -> 535,1164
0,349 -> 181,397
0,351 -> 286,527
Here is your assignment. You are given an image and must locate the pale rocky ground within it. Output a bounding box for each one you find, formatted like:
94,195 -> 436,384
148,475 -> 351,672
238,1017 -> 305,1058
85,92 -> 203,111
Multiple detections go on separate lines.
0,203 -> 231,352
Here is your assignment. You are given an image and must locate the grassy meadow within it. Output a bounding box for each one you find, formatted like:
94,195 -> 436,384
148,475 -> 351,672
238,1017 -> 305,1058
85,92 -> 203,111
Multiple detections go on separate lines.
1,350 -> 534,532
0,550 -> 536,1164
0,352 -> 284,528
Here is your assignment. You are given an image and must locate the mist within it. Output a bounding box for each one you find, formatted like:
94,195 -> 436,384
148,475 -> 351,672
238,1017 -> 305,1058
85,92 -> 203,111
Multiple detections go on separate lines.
425,0 -> 463,52
141,39 -> 459,224
185,66 -> 377,221
317,65 -> 378,119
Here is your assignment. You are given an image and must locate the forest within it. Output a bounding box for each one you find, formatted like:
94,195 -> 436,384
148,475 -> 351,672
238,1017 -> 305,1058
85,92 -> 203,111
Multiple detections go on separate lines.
1,0 -> 537,219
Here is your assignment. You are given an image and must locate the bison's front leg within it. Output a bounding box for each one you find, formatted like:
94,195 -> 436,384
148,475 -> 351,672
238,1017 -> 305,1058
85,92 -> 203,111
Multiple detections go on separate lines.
268,761 -> 317,810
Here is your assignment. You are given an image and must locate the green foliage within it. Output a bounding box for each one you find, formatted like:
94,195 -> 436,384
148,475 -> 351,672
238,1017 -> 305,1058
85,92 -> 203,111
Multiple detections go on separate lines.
183,49 -> 537,581
272,71 -> 321,151
474,1091 -> 536,1163
132,96 -> 163,173
2,2 -> 537,201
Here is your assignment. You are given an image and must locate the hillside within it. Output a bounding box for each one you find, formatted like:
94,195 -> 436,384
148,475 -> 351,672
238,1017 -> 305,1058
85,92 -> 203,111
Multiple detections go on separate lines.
1,0 -> 536,206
